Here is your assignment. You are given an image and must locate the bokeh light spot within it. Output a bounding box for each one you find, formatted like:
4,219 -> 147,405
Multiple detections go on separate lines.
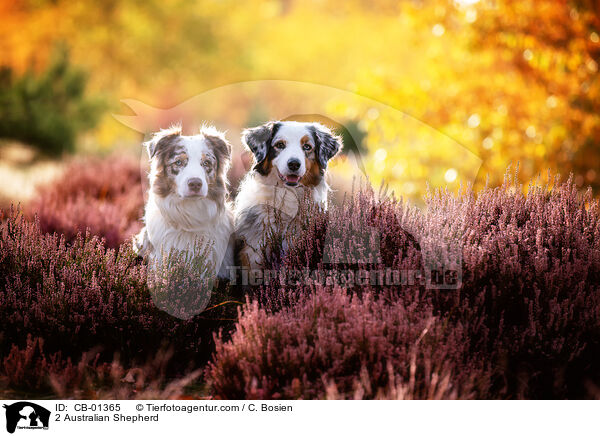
445,168 -> 458,183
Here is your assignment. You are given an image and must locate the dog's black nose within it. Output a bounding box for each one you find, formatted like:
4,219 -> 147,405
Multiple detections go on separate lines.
287,159 -> 301,172
187,178 -> 203,192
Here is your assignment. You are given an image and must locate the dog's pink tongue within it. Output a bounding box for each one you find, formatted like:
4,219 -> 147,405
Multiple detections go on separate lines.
286,175 -> 299,183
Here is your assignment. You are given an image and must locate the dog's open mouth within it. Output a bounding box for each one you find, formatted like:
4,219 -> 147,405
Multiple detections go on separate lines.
277,170 -> 301,187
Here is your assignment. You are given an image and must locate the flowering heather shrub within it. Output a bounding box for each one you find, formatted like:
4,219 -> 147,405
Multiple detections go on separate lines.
208,174 -> 600,399
0,335 -> 110,395
0,336 -> 201,400
253,187 -> 424,311
4,162 -> 600,399
284,187 -> 423,271
448,174 -> 600,398
206,286 -> 489,399
29,156 -> 144,248
147,242 -> 217,320
49,347 -> 204,400
0,208 -> 237,384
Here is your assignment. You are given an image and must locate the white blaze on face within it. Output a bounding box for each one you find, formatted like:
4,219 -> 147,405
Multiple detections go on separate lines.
176,135 -> 213,198
271,122 -> 312,182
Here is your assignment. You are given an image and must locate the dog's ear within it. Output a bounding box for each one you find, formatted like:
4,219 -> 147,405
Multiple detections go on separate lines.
311,123 -> 343,169
242,122 -> 278,168
143,125 -> 182,158
202,126 -> 232,173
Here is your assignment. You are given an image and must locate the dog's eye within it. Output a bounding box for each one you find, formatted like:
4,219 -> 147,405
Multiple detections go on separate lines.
202,161 -> 212,170
175,160 -> 184,167
274,141 -> 285,149
302,143 -> 312,151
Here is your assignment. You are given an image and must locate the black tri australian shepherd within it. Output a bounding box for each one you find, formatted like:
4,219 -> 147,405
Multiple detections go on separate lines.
234,121 -> 342,271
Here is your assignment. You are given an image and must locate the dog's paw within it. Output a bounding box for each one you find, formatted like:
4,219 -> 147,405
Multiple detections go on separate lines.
132,228 -> 153,259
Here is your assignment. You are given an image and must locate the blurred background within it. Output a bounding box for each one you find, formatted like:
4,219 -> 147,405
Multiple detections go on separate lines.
1,0 -> 599,206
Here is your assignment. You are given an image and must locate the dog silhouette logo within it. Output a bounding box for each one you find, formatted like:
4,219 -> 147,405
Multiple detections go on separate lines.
3,402 -> 50,434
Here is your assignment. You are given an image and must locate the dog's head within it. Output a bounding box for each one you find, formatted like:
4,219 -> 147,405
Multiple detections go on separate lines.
242,121 -> 342,187
144,125 -> 231,201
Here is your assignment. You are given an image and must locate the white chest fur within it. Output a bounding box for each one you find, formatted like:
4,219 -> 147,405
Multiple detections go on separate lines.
233,172 -> 329,271
144,192 -> 233,276
235,173 -> 329,218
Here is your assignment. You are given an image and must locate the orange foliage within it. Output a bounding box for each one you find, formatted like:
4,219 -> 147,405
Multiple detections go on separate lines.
0,0 -> 599,197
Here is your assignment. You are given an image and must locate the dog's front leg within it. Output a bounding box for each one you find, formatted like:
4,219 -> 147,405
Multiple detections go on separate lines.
132,226 -> 153,259
234,204 -> 273,273
217,235 -> 236,279
237,237 -> 265,272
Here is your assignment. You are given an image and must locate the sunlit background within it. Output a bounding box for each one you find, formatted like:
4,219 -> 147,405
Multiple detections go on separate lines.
1,0 -> 599,205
